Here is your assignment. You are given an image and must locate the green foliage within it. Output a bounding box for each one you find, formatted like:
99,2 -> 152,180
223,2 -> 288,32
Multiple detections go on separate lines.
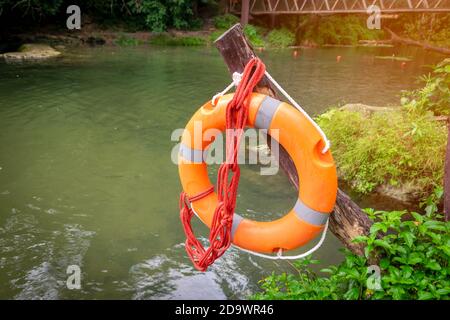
267,28 -> 295,48
115,34 -> 143,46
149,34 -> 206,46
0,0 -> 64,18
243,24 -> 266,47
397,13 -> 450,48
316,108 -> 446,197
253,189 -> 450,300
402,59 -> 450,116
213,14 -> 239,29
127,0 -> 199,32
0,0 -> 204,32
302,15 -> 383,46
209,30 -> 224,43
128,0 -> 167,32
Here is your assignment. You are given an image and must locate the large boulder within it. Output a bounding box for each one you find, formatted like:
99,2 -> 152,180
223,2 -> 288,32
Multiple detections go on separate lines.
1,43 -> 61,62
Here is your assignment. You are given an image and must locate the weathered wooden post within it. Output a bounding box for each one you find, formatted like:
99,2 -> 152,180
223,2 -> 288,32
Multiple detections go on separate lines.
444,120 -> 450,221
214,24 -> 372,256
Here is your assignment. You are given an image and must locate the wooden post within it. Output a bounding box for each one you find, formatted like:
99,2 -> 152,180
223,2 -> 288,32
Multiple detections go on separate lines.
214,24 -> 372,256
444,120 -> 450,222
241,0 -> 250,26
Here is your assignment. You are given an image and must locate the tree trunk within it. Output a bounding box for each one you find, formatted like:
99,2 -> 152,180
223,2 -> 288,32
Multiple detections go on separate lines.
214,24 -> 372,256
240,0 -> 250,26
385,27 -> 450,55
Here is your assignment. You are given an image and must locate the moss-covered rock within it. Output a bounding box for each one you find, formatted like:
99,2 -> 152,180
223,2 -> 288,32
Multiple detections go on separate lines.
2,43 -> 61,61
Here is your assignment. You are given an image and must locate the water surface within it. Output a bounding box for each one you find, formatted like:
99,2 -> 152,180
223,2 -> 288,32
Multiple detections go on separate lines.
0,45 -> 444,299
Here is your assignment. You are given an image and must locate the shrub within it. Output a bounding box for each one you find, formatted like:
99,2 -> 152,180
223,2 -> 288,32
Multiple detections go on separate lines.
115,34 -> 143,46
267,28 -> 295,47
398,13 -> 450,48
401,59 -> 450,116
302,15 -> 383,45
316,108 -> 446,197
243,24 -> 266,47
253,188 -> 450,300
213,14 -> 239,29
127,0 -> 198,32
209,30 -> 224,43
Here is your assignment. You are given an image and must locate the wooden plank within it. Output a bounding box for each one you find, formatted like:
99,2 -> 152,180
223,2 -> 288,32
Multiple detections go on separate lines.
214,24 -> 373,256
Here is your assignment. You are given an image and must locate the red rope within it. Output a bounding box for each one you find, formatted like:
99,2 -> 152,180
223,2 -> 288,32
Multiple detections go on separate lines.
179,58 -> 266,271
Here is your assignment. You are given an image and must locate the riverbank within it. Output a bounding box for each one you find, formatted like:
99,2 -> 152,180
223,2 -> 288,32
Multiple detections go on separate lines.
317,58 -> 449,203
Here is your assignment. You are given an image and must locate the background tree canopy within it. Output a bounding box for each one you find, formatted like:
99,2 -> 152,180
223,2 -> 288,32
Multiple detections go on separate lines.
0,0 -> 218,32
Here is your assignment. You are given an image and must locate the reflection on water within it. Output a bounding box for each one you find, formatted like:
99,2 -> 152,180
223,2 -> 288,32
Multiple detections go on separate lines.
0,45 -> 444,299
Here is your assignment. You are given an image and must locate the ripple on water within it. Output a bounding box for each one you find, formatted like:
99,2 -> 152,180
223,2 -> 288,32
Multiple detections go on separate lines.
0,210 -> 95,299
128,238 -> 263,300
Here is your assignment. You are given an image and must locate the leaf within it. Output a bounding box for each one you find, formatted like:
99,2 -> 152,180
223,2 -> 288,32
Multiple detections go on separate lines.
407,253 -> 423,265
418,291 -> 434,300
411,212 -> 424,223
425,260 -> 441,271
373,239 -> 392,251
399,231 -> 415,248
320,268 -> 334,274
344,287 -> 360,300
380,258 -> 390,269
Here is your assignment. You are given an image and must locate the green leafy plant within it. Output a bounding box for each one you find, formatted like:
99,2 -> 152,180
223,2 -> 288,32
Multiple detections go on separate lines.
316,107 -> 446,197
253,188 -> 450,300
301,15 -> 383,46
213,13 -> 239,29
397,13 -> 450,48
243,24 -> 266,47
402,59 -> 450,116
267,28 -> 295,48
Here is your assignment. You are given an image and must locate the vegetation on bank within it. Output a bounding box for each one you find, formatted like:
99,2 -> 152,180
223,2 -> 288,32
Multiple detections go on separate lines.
0,0 -> 208,32
392,13 -> 450,48
402,59 -> 450,116
301,15 -> 384,46
253,188 -> 450,300
316,59 -> 450,198
253,59 -> 450,301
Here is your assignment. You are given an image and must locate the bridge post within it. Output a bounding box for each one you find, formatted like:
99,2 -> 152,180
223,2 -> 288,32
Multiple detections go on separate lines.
241,0 -> 250,26
214,24 -> 373,257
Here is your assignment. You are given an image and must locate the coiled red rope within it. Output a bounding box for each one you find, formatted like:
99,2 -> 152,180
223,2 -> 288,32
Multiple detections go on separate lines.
179,58 -> 266,271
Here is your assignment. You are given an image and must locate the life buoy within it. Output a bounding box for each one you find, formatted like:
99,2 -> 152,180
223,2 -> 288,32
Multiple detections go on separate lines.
178,93 -> 337,254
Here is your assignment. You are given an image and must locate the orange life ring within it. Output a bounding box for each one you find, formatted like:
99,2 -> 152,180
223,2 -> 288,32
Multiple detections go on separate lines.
178,93 -> 337,253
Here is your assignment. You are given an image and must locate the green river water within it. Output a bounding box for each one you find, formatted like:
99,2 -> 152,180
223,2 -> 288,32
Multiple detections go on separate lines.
0,45 -> 444,299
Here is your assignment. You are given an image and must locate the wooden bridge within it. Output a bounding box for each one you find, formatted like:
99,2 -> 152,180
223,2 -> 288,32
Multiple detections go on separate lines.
232,0 -> 450,21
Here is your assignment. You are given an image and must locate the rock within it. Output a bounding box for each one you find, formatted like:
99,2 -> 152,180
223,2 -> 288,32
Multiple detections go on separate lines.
1,43 -> 61,62
84,36 -> 106,46
376,183 -> 421,203
340,103 -> 394,116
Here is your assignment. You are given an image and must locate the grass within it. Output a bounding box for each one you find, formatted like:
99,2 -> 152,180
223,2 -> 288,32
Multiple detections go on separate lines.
149,34 -> 206,46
